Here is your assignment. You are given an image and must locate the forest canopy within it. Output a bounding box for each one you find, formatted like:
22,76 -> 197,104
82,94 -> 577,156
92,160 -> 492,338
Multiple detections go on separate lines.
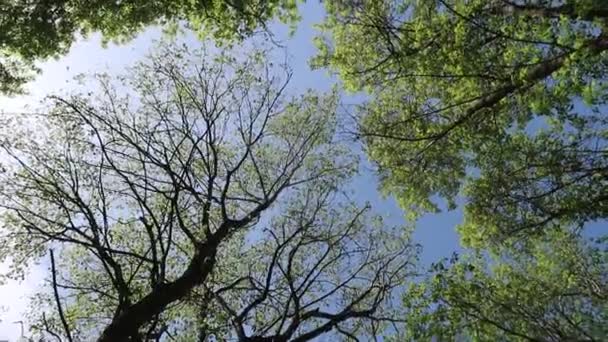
0,0 -> 301,94
0,44 -> 417,341
314,0 -> 608,339
0,0 -> 607,341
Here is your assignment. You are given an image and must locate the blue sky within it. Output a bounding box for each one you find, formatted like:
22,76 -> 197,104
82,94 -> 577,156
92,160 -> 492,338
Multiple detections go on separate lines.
0,2 -> 462,340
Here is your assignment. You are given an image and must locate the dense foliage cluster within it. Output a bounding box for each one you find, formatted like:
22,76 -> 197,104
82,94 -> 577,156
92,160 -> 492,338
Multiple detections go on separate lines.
315,0 -> 608,339
0,0 -> 300,94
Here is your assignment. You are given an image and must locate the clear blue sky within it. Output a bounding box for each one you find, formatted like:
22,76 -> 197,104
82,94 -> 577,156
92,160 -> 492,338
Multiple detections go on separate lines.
0,2 -> 462,340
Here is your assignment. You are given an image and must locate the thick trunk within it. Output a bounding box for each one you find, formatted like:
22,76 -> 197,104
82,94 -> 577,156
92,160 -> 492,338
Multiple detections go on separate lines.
97,247 -> 217,341
96,202 -> 273,341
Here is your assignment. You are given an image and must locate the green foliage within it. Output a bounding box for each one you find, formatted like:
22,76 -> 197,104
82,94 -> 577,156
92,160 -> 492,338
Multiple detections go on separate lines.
0,43 -> 416,341
2,1 -> 608,339
315,0 -> 608,246
0,0 -> 302,94
400,229 -> 607,341
315,1 -> 608,339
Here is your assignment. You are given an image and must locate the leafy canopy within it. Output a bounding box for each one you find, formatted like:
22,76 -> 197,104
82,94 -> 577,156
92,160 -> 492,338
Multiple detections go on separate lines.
0,43 -> 417,341
0,0 -> 301,94
314,0 -> 608,248
314,1 -> 608,340
400,230 -> 607,341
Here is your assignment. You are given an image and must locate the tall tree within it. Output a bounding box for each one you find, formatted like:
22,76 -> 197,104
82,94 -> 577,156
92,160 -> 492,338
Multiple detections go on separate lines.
0,44 -> 417,341
313,1 -> 608,339
0,0 -> 301,94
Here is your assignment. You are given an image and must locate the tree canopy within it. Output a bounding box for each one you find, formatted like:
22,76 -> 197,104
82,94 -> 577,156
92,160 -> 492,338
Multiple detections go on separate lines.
315,0 -> 608,247
314,0 -> 608,339
1,1 -> 608,341
401,230 -> 607,341
0,0 -> 301,94
0,45 -> 417,341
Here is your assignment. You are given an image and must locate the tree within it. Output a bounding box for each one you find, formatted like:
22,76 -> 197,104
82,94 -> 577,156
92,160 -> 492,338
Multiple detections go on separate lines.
314,0 -> 608,246
0,0 -> 301,95
400,229 -> 607,341
0,44 -> 417,341
313,1 -> 608,339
